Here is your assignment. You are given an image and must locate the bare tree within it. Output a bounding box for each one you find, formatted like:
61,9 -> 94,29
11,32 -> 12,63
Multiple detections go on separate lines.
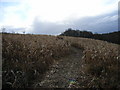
1,27 -> 6,33
23,31 -> 25,34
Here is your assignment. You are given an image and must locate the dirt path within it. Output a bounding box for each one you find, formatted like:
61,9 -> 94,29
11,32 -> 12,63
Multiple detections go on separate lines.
35,47 -> 83,88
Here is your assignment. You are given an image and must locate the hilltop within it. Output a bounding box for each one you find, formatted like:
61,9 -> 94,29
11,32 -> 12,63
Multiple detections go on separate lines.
60,28 -> 120,44
2,33 -> 120,88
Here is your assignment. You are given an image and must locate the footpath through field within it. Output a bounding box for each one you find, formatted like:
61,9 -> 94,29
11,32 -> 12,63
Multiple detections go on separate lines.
35,46 -> 83,88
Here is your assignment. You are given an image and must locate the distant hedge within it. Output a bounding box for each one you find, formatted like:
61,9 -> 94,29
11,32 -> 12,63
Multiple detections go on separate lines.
60,28 -> 120,44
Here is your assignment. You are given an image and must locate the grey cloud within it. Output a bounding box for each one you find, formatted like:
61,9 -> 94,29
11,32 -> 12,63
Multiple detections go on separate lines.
1,26 -> 26,33
71,10 -> 118,33
31,18 -> 69,35
31,10 -> 118,35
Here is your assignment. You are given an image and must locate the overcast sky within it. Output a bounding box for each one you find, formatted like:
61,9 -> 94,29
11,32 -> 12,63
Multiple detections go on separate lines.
0,0 -> 118,35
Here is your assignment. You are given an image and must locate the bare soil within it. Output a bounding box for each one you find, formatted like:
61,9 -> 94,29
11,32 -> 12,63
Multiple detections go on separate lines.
34,46 -> 83,88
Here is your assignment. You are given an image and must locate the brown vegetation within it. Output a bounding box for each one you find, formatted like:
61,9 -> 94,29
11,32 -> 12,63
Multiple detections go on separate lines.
63,36 -> 120,88
2,34 -> 71,88
2,33 -> 120,88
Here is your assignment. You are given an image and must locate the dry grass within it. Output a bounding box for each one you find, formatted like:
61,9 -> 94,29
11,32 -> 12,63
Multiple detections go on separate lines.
63,36 -> 120,88
2,33 -> 120,88
2,34 -> 71,88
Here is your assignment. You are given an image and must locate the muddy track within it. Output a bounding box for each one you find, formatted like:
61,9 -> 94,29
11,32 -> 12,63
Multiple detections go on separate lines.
35,46 -> 83,88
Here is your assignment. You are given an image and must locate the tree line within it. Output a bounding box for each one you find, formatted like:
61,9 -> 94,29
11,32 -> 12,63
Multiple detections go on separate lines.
60,28 -> 120,44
